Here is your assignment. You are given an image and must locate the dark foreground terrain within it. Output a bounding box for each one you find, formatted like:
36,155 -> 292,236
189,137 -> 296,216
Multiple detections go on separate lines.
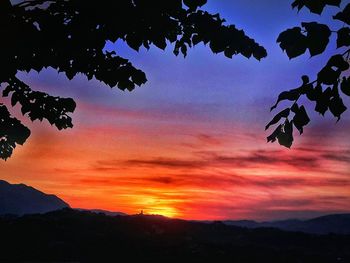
0,209 -> 349,262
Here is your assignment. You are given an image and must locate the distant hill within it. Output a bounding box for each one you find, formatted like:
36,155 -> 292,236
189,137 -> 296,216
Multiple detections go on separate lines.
0,180 -> 69,216
0,209 -> 349,262
76,208 -> 127,216
222,214 -> 350,235
1,179 -> 349,236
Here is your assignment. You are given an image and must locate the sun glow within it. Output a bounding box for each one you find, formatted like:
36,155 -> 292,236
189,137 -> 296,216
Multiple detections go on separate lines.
145,206 -> 178,218
132,195 -> 179,218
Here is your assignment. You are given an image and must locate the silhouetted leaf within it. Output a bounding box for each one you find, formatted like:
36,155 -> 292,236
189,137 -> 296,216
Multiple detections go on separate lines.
126,34 -> 143,51
340,77 -> 350,96
314,87 -> 332,115
302,22 -> 331,57
10,93 -> 19,106
292,0 -> 341,14
2,85 -> 14,97
5,78 -> 77,131
277,27 -> 307,59
153,36 -> 167,50
265,108 -> 290,130
271,88 -> 301,111
291,105 -> 310,134
131,70 -> 147,86
253,46 -> 268,61
306,85 -> 318,101
327,54 -> 349,71
317,66 -> 341,85
0,104 -> 31,160
337,27 -> 350,48
329,96 -> 347,121
61,98 -> 76,113
301,75 -> 309,85
192,34 -> 202,46
277,119 -> 294,148
267,124 -> 282,143
183,0 -> 207,10
334,3 -> 350,25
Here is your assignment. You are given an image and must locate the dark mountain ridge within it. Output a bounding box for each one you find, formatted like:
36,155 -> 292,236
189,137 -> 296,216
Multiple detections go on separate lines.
0,180 -> 69,215
76,208 -> 127,216
222,214 -> 350,235
1,179 -> 349,235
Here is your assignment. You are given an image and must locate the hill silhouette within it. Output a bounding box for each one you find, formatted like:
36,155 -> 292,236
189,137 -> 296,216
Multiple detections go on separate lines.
222,214 -> 350,235
0,208 -> 349,262
76,208 -> 127,216
0,180 -> 69,215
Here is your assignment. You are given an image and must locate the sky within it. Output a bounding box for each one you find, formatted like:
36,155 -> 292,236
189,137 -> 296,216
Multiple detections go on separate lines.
1,0 -> 350,221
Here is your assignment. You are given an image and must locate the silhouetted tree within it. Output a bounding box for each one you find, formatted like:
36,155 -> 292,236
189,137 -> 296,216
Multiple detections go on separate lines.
266,0 -> 350,148
1,0 -> 349,159
0,0 -> 266,160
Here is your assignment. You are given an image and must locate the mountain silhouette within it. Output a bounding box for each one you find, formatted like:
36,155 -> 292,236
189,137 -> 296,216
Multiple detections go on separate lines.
0,180 -> 69,215
76,208 -> 127,216
222,214 -> 350,235
1,179 -> 349,235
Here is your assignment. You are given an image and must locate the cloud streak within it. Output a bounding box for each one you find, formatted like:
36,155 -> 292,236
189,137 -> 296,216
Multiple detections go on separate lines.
94,146 -> 350,172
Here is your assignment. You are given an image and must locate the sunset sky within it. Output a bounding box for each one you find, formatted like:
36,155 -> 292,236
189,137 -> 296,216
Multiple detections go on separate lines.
1,0 -> 350,221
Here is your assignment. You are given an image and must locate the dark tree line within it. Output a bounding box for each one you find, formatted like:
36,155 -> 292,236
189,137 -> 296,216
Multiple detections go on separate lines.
1,209 -> 350,262
0,0 -> 349,160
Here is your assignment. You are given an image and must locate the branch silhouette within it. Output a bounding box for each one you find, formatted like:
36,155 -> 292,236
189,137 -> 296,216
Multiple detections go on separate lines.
2,1 -> 349,159
267,1 -> 350,148
0,0 -> 266,160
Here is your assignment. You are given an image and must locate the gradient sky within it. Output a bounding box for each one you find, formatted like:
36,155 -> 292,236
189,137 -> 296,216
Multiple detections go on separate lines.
1,0 -> 350,220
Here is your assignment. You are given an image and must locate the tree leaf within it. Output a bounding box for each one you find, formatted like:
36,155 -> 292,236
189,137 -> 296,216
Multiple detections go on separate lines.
271,88 -> 301,111
2,85 -> 13,97
329,96 -> 347,121
277,27 -> 307,59
292,105 -> 310,134
314,87 -> 332,115
340,77 -> 350,96
183,0 -> 207,11
277,119 -> 294,148
0,104 -> 31,160
253,46 -> 268,61
326,54 -> 349,71
267,124 -> 282,143
267,120 -> 294,148
317,66 -> 341,85
337,27 -> 350,48
265,108 -> 290,130
192,34 -> 202,46
292,0 -> 341,14
302,22 -> 331,57
334,3 -> 350,25
126,34 -> 143,51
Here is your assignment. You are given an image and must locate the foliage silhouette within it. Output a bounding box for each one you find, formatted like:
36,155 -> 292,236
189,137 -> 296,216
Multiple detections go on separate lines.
1,1 -> 349,158
0,0 -> 267,160
267,1 -> 350,148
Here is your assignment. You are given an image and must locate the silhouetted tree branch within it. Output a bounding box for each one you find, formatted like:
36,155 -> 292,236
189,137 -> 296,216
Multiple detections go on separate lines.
4,1 -> 347,158
267,0 -> 350,148
0,0 -> 267,160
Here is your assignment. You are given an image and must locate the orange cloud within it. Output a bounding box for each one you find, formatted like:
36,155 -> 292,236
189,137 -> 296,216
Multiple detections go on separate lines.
1,100 -> 349,221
